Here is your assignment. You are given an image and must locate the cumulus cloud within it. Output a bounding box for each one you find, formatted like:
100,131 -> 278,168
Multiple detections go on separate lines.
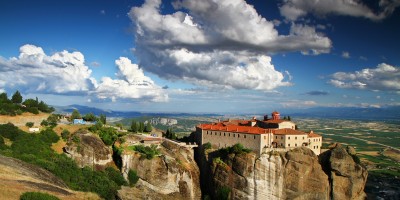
0,44 -> 96,94
128,0 -> 332,91
94,57 -> 168,102
329,63 -> 400,92
280,0 -> 400,21
0,44 -> 167,102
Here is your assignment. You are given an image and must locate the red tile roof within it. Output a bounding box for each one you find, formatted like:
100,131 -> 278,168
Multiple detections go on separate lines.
265,119 -> 286,123
308,132 -> 322,138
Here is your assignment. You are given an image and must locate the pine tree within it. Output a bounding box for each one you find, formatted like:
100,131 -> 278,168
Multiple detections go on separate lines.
144,122 -> 152,132
11,90 -> 22,104
131,120 -> 138,133
139,122 -> 145,132
288,116 -> 291,121
100,114 -> 107,125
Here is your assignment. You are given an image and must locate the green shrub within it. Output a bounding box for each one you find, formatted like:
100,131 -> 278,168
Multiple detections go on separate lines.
216,186 -> 230,200
203,142 -> 212,150
20,192 -> 60,200
25,122 -> 34,128
131,144 -> 160,159
128,169 -> 139,186
61,129 -> 70,141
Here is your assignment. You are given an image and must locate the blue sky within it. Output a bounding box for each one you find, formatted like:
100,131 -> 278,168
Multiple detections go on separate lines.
0,0 -> 399,114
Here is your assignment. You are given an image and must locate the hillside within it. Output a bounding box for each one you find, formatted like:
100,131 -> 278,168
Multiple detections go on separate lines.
0,112 -> 50,128
0,155 -> 99,200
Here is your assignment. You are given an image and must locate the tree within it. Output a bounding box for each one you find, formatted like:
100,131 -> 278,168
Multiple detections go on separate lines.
283,116 -> 288,120
144,122 -> 152,132
100,114 -> 106,125
287,116 -> 291,121
0,92 -> 8,103
83,113 -> 97,122
71,109 -> 81,120
11,90 -> 22,104
138,122 -> 145,133
25,122 -> 34,128
47,114 -> 59,127
131,120 -> 138,132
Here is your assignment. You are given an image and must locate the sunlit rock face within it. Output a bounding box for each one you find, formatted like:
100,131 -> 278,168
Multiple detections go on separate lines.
200,144 -> 367,200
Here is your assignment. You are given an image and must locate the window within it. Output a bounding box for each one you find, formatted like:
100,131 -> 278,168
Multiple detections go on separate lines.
281,136 -> 283,139
244,135 -> 246,138
219,132 -> 221,136
233,134 -> 235,137
264,136 -> 266,139
215,132 -> 217,135
276,136 -> 277,139
295,137 -> 297,140
295,144 -> 297,147
238,134 -> 240,138
302,137 -> 304,140
288,137 -> 290,139
229,133 -> 230,137
288,144 -> 290,147
309,139 -> 311,142
224,133 -> 226,136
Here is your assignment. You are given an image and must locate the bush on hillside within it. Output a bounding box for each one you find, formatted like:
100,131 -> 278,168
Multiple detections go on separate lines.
128,169 -> 139,186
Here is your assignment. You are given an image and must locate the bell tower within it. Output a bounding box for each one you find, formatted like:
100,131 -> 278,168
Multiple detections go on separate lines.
272,111 -> 280,120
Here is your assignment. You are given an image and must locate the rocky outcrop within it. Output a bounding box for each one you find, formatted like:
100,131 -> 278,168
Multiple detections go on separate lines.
119,139 -> 201,199
319,143 -> 368,200
200,144 -> 367,200
63,130 -> 113,169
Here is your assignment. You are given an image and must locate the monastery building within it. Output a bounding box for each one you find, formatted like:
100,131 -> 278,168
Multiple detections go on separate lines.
196,111 -> 322,156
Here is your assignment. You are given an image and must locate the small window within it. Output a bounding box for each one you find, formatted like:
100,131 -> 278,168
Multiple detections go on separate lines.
295,137 -> 297,140
295,144 -> 297,147
229,133 -> 230,137
233,134 -> 235,137
309,139 -> 311,142
288,144 -> 290,147
215,132 -> 217,135
276,136 -> 277,139
224,133 -> 226,136
281,136 -> 283,139
288,137 -> 290,139
264,136 -> 266,139
302,137 -> 304,140
244,135 -> 246,138
254,135 -> 256,139
238,134 -> 240,138
220,132 -> 221,136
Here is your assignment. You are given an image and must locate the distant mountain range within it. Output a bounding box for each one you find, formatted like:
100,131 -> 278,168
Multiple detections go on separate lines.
54,104 -> 400,120
285,106 -> 400,120
54,104 -> 220,118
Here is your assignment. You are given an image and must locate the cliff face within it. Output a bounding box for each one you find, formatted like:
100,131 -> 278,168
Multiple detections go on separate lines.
319,144 -> 368,200
201,144 -> 367,200
63,130 -> 113,169
119,140 -> 201,199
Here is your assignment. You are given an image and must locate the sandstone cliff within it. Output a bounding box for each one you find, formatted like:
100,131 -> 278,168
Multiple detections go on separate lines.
63,130 -> 113,169
199,144 -> 367,200
119,139 -> 201,200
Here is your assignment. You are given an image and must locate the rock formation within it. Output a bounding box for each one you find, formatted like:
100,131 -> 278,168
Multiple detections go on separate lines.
63,130 -> 113,169
319,143 -> 368,200
119,139 -> 201,199
199,144 -> 367,200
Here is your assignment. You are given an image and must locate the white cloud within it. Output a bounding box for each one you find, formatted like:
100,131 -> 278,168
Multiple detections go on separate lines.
128,0 -> 332,91
0,44 -> 96,94
342,51 -> 350,59
280,0 -> 400,21
329,63 -> 400,92
94,57 -> 168,102
0,45 -> 168,103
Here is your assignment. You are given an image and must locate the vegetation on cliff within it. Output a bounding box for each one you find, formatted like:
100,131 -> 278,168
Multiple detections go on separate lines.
0,123 -> 125,199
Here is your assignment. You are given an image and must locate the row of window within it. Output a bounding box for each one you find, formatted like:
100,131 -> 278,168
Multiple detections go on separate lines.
309,138 -> 321,142
313,146 -> 319,149
205,131 -> 257,139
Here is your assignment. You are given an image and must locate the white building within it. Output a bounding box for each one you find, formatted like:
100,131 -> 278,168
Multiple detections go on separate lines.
196,111 -> 322,156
